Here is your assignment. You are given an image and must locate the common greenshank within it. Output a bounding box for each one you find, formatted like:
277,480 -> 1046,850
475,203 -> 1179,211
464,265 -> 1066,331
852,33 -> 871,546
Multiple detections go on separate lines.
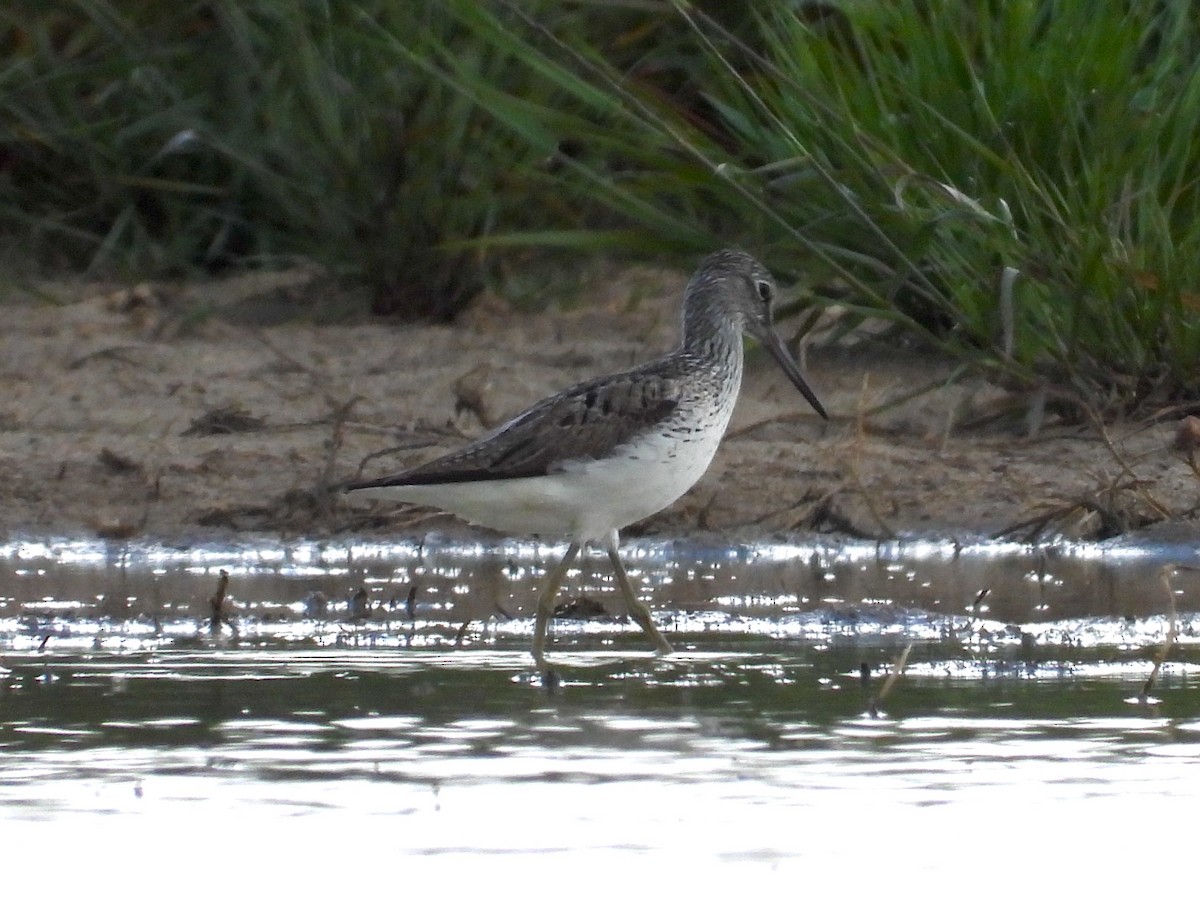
345,250 -> 828,666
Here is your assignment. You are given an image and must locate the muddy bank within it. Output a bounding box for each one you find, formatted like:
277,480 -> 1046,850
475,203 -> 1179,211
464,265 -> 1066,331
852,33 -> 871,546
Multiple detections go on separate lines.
2,264 -> 1197,545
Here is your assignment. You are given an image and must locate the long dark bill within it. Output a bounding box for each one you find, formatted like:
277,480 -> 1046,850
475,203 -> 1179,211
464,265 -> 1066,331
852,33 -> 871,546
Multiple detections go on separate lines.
761,325 -> 829,420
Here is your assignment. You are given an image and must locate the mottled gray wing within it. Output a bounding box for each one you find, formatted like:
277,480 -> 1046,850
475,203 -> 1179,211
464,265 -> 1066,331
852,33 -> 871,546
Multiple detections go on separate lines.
348,369 -> 682,488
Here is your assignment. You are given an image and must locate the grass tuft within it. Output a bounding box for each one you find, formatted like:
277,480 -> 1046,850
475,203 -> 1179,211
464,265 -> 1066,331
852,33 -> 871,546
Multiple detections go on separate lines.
430,0 -> 1200,411
1,1 -> 555,317
5,0 -> 1200,411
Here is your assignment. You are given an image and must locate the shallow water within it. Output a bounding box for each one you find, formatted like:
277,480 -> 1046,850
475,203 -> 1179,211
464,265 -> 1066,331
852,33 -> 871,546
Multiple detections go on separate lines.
3,535 -> 1200,893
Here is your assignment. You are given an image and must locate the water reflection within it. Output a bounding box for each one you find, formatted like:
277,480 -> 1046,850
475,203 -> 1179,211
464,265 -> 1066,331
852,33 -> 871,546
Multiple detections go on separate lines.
3,536 -> 1200,891
3,534 -> 1199,651
1,645 -> 1198,891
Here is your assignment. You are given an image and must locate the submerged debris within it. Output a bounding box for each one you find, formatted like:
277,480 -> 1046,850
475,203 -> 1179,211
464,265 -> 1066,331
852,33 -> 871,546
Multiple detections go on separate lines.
553,595 -> 610,620
303,590 -> 329,618
207,569 -> 237,635
348,587 -> 371,622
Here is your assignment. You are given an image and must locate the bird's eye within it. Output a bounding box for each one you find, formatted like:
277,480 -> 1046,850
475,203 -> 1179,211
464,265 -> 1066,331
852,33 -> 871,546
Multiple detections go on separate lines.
754,279 -> 773,304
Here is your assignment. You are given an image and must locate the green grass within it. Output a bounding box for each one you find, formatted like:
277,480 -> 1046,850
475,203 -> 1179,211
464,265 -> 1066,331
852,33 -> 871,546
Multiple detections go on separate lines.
0,0 -> 559,316
425,0 -> 1200,413
4,1 -> 1200,413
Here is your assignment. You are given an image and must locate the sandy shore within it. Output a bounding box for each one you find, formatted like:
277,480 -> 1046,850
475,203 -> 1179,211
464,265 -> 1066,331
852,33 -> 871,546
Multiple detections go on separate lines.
2,262 -> 1196,546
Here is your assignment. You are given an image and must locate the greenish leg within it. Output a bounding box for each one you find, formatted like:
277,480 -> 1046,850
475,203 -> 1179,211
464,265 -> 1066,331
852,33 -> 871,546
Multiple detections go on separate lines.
531,542 -> 581,669
605,539 -> 674,656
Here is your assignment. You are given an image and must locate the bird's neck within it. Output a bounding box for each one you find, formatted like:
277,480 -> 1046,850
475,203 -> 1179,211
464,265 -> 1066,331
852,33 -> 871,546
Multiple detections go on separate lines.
681,293 -> 743,367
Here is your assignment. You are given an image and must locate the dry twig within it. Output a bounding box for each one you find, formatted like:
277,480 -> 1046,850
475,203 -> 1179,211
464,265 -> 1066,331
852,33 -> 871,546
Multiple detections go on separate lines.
869,641 -> 914,717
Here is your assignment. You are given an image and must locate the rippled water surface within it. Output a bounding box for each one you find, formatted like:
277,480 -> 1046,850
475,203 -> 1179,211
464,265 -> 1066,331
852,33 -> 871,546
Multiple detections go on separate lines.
3,535 -> 1200,893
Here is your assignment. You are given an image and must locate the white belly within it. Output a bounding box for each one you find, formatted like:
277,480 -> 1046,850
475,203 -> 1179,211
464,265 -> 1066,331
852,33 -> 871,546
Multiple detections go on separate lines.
353,399 -> 735,544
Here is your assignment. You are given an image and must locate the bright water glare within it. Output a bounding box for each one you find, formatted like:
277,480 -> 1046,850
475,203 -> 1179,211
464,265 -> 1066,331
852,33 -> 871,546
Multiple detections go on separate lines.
2,536 -> 1200,895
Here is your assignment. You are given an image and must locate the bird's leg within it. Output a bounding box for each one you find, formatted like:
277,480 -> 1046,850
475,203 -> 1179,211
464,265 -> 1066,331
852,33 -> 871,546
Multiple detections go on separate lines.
605,534 -> 674,656
531,542 -> 581,669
